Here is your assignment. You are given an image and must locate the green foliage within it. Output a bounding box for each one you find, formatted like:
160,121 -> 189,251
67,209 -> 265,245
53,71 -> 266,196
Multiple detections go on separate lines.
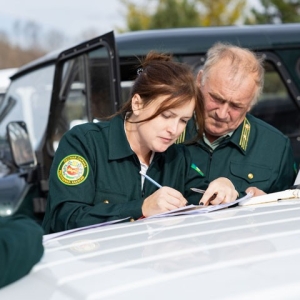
246,0 -> 300,24
199,0 -> 247,26
150,0 -> 200,28
119,0 -> 152,31
119,0 -> 247,32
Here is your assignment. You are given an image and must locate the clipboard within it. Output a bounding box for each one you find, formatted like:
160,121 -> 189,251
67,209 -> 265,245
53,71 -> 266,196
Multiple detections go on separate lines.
238,189 -> 300,206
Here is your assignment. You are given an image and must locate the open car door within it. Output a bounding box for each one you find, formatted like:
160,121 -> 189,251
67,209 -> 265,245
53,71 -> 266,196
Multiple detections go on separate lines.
0,31 -> 122,219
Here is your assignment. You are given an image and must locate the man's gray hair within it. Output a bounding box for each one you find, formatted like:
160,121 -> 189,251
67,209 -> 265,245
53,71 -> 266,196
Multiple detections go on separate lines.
200,42 -> 265,105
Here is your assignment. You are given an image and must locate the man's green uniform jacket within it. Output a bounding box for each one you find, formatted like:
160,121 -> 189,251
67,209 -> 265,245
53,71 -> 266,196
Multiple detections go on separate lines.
43,115 -> 207,234
187,114 -> 296,197
0,215 -> 44,288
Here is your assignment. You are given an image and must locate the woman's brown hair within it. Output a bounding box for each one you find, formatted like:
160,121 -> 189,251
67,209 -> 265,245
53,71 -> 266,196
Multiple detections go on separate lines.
115,51 -> 204,138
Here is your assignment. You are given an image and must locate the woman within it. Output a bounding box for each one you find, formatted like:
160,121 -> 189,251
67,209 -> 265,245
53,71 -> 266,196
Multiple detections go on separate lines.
43,52 -> 238,234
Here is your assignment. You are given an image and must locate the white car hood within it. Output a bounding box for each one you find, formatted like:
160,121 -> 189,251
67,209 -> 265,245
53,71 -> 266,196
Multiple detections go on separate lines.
1,200 -> 300,299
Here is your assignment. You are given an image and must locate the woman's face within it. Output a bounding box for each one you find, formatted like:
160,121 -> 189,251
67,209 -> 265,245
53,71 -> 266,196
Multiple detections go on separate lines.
129,94 -> 195,154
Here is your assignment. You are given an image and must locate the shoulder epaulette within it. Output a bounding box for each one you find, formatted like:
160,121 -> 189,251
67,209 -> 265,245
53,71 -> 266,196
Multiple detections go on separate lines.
176,129 -> 186,144
239,117 -> 251,151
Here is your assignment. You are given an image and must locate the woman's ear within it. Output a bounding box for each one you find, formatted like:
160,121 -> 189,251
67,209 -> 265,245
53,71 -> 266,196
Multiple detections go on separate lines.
132,94 -> 143,116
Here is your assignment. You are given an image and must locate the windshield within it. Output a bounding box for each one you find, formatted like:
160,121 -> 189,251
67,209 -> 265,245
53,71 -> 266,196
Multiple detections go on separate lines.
0,93 -> 4,104
0,65 -> 55,149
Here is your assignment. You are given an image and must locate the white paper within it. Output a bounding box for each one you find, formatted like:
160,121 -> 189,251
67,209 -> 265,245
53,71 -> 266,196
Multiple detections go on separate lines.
294,170 -> 300,186
43,217 -> 130,243
238,189 -> 300,206
147,193 -> 252,219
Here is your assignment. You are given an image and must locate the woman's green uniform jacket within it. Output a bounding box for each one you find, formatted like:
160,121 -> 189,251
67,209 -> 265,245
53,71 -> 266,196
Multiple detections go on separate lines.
187,114 -> 296,197
0,215 -> 44,288
43,115 -> 207,234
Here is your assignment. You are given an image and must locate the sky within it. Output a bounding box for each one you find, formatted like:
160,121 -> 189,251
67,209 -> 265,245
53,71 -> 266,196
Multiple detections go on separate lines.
0,0 -> 127,34
0,0 -> 261,49
0,0 -> 135,48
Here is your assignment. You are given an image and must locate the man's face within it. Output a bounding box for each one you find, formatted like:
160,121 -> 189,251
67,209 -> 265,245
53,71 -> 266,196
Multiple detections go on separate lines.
199,60 -> 257,142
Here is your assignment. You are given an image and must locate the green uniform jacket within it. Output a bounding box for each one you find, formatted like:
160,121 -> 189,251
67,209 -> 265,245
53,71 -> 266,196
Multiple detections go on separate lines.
0,215 -> 44,288
187,114 -> 296,196
42,115 -> 207,234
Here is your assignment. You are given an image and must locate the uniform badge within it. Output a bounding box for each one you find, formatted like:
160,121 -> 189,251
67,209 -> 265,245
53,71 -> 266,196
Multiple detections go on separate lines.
70,240 -> 99,253
57,155 -> 89,185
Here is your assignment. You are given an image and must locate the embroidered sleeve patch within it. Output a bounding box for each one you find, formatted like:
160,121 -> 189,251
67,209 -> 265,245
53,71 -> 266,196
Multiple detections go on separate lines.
57,155 -> 89,186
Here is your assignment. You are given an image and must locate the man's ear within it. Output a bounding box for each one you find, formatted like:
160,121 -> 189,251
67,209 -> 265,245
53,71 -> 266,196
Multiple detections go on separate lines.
196,70 -> 203,88
131,94 -> 143,116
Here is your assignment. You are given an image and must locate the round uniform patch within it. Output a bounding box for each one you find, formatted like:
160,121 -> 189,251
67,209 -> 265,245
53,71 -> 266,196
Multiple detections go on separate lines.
57,155 -> 89,186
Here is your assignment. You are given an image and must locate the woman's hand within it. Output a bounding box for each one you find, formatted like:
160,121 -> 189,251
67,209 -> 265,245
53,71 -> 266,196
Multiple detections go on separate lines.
142,187 -> 187,217
200,177 -> 238,206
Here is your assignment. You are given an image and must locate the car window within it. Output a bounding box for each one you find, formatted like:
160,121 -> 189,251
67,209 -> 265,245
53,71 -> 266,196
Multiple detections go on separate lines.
88,47 -> 116,120
51,44 -> 116,151
0,93 -> 4,106
0,65 -> 54,176
0,65 -> 54,150
52,56 -> 88,151
250,61 -> 299,135
120,57 -> 299,139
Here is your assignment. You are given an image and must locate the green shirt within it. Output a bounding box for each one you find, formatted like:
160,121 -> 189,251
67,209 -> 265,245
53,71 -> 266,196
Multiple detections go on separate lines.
42,115 -> 207,233
0,215 -> 44,288
187,114 -> 296,196
203,132 -> 233,150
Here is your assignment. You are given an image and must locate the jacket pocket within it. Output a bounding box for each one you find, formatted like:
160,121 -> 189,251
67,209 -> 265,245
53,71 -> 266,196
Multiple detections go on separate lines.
95,189 -> 128,204
230,161 -> 272,184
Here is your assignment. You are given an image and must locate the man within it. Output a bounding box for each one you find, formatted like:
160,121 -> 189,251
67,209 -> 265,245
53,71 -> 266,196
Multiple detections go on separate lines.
0,214 -> 44,288
187,42 -> 296,197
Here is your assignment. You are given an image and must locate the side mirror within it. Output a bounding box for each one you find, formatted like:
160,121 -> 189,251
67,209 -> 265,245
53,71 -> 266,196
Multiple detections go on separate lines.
6,121 -> 36,167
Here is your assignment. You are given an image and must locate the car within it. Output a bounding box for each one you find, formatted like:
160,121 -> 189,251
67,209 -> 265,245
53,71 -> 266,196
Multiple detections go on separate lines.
0,68 -> 17,103
115,25 -> 300,164
0,24 -> 300,221
1,195 -> 300,298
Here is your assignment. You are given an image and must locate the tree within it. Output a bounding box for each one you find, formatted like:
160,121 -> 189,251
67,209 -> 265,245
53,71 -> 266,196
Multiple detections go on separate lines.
247,0 -> 300,24
118,0 -> 153,31
150,0 -> 200,28
0,36 -> 45,68
23,21 -> 42,49
44,29 -> 66,52
119,0 -> 247,31
198,0 -> 247,26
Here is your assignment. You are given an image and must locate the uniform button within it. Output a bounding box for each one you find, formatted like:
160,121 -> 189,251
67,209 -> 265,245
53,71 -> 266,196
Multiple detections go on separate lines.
103,200 -> 109,204
129,218 -> 135,222
248,173 -> 254,179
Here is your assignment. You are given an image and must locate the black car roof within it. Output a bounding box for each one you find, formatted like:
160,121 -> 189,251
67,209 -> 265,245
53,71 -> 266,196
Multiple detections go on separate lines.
116,24 -> 300,56
12,23 -> 300,79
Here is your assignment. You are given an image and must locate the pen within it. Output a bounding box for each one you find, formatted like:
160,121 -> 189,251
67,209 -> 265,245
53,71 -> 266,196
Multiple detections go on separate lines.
190,188 -> 206,194
139,171 -> 162,188
140,171 -> 191,206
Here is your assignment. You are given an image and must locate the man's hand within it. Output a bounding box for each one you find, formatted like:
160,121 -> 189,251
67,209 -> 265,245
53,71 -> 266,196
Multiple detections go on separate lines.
142,187 -> 187,217
245,187 -> 266,197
